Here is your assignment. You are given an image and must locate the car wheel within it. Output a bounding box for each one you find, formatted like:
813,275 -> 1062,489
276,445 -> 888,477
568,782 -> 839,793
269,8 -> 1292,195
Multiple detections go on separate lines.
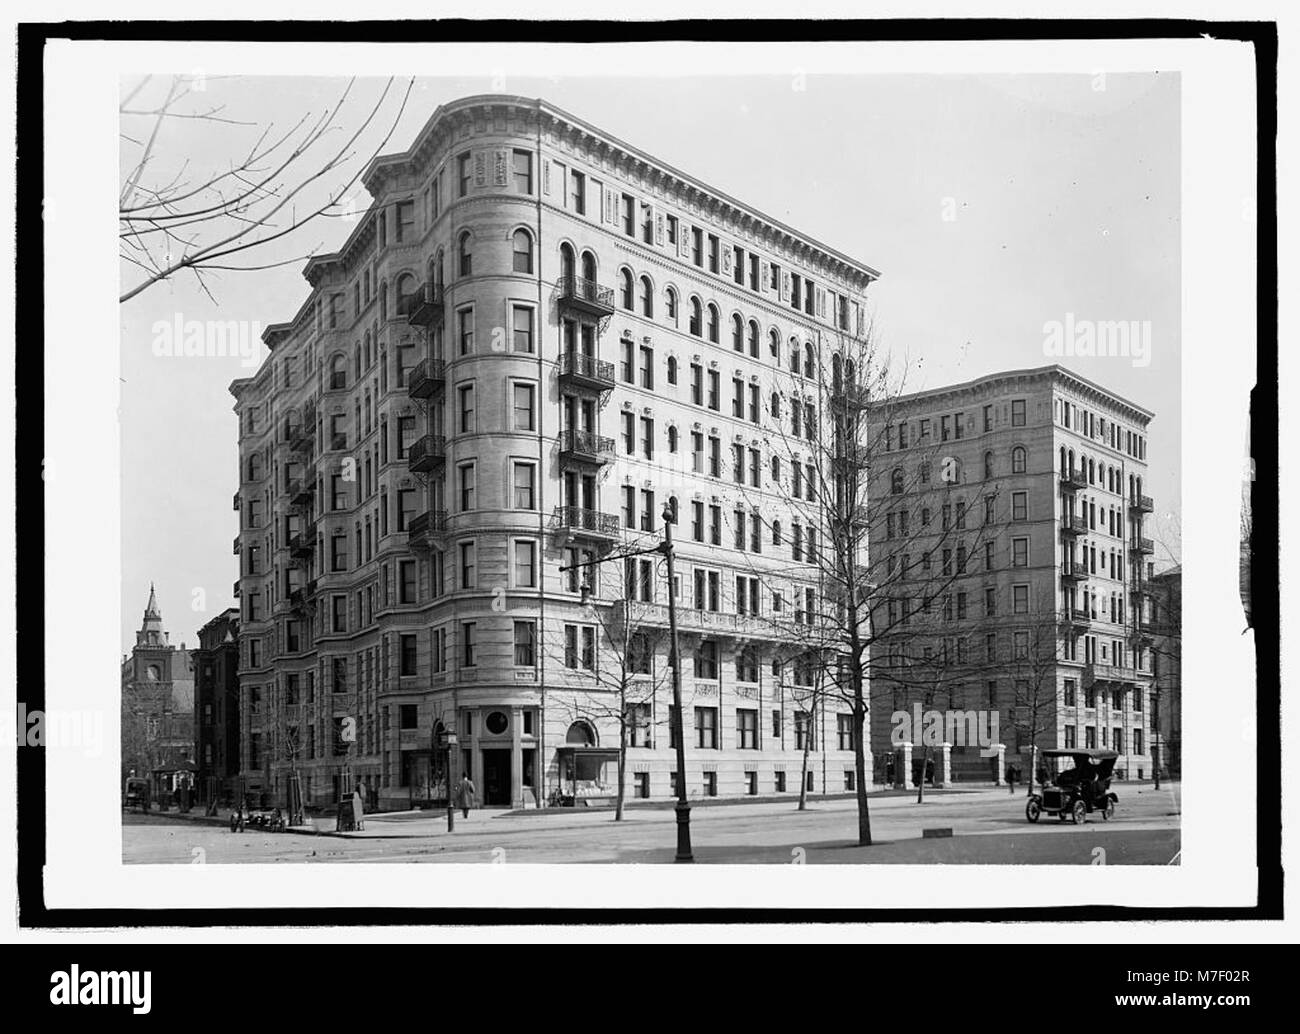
1072,800 -> 1088,825
1026,799 -> 1041,823
1101,800 -> 1114,821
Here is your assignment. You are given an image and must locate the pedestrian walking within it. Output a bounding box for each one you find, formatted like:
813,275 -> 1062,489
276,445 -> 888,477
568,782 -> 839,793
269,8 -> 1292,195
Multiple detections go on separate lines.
352,787 -> 365,831
1007,762 -> 1018,795
456,773 -> 476,819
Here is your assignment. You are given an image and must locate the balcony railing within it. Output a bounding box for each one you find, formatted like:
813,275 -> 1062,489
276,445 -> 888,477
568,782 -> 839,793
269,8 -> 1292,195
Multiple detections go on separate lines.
1060,513 -> 1084,535
1069,607 -> 1091,626
290,420 -> 314,452
407,510 -> 448,548
233,580 -> 241,599
557,351 -> 615,392
288,586 -> 307,610
1129,494 -> 1155,513
1084,662 -> 1137,685
406,357 -> 446,400
615,599 -> 780,641
402,282 -> 445,326
291,480 -> 314,507
408,434 -> 447,474
554,506 -> 621,539
233,535 -> 241,555
1060,563 -> 1085,581
289,530 -> 315,559
232,492 -> 241,511
830,382 -> 870,410
1130,537 -> 1154,555
557,275 -> 615,317
1060,467 -> 1088,491
328,433 -> 347,451
558,429 -> 615,464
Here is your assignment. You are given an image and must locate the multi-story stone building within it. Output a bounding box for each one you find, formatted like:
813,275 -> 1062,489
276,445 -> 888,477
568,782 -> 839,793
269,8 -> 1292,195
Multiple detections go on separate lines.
192,607 -> 241,804
120,585 -> 195,790
230,94 -> 881,811
867,365 -> 1159,781
1148,564 -> 1181,778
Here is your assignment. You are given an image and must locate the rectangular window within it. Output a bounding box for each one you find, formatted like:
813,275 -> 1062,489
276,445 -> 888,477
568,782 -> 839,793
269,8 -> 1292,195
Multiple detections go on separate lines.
513,462 -> 536,510
459,541 -> 476,589
1012,491 -> 1028,522
457,306 -> 475,355
513,621 -> 536,666
513,540 -> 537,588
1012,537 -> 1029,567
737,709 -> 758,750
512,149 -> 532,194
399,560 -> 417,604
399,633 -> 418,676
457,153 -> 471,197
461,621 -> 477,667
512,306 -> 534,353
694,707 -> 718,748
1011,399 -> 1026,426
458,463 -> 476,511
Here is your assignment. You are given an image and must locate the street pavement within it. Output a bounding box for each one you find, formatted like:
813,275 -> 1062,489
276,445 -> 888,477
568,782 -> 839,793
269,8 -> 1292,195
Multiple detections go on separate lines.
122,782 -> 1181,864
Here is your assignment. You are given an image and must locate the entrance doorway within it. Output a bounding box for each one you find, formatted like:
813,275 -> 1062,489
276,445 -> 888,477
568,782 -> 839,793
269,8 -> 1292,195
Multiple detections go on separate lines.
483,749 -> 512,806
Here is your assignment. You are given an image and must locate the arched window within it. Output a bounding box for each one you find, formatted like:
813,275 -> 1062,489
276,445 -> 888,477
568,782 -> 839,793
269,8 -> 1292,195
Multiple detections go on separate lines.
789,339 -> 800,373
512,229 -> 533,273
433,249 -> 445,289
804,342 -> 814,379
845,358 -> 856,384
667,495 -> 679,524
772,520 -> 783,546
666,356 -> 678,384
984,451 -> 994,479
619,268 -> 634,310
771,455 -> 781,482
770,392 -> 781,418
689,297 -> 703,337
731,313 -> 744,352
891,468 -> 904,494
580,249 -> 596,283
747,320 -> 760,358
363,331 -> 372,369
639,275 -> 654,317
330,354 -> 346,390
1087,457 -> 1095,483
565,721 -> 596,746
832,354 -> 844,394
458,231 -> 473,277
769,328 -> 780,358
706,303 -> 720,343
1060,446 -> 1067,474
1012,446 -> 1027,474
379,280 -> 388,321
354,343 -> 362,379
559,242 -> 576,284
665,286 -> 678,325
667,426 -> 678,452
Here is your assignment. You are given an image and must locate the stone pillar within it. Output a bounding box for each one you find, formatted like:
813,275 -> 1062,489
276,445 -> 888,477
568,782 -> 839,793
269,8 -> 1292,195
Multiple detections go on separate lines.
935,742 -> 952,788
893,742 -> 911,790
993,743 -> 1006,785
510,706 -> 523,808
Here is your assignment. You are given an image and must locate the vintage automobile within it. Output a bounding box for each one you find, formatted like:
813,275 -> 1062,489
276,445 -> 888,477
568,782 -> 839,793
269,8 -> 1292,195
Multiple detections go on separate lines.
1025,748 -> 1119,824
122,777 -> 151,812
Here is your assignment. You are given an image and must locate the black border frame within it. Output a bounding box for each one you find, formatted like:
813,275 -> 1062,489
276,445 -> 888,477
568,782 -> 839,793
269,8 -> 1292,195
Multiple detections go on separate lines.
16,17 -> 1281,928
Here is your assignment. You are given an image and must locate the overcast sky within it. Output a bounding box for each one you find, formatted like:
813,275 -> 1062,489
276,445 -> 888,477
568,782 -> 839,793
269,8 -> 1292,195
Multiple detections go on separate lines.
119,70 -> 1181,651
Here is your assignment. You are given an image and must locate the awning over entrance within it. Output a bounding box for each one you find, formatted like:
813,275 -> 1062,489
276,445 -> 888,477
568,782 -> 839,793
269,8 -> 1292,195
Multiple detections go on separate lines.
555,746 -> 621,762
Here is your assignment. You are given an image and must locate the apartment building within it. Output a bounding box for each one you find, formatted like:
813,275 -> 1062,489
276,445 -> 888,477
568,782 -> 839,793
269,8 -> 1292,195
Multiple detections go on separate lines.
230,94 -> 881,811
192,608 -> 241,805
867,365 -> 1159,781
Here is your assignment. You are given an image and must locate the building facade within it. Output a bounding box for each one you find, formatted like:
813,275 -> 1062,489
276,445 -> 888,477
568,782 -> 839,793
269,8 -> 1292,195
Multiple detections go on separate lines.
1148,564 -> 1181,778
230,94 -> 880,811
120,585 -> 195,789
867,365 -> 1159,781
193,608 -> 242,803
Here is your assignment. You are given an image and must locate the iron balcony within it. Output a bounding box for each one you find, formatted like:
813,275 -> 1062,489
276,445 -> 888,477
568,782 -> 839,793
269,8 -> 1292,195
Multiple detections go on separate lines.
407,510 -> 448,549
614,599 -> 780,641
407,357 -> 447,400
402,282 -> 445,326
1069,607 -> 1091,627
408,434 -> 447,473
1060,563 -> 1085,582
557,275 -> 615,317
554,505 -> 621,540
1060,467 -> 1088,491
233,580 -> 241,599
558,429 -> 615,465
290,480 -> 315,507
1130,537 -> 1155,555
289,529 -> 316,559
232,492 -> 241,511
1129,494 -> 1155,514
1060,513 -> 1084,536
557,351 -> 615,392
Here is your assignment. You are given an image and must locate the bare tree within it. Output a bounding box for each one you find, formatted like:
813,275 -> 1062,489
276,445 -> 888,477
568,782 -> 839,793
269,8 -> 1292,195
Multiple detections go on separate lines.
724,313 -> 1004,844
545,561 -> 671,821
119,75 -> 415,303
1005,604 -> 1076,796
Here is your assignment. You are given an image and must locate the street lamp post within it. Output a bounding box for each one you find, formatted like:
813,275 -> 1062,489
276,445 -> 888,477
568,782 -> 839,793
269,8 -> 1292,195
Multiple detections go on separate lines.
1152,687 -> 1160,791
445,732 -> 458,832
659,506 -> 693,863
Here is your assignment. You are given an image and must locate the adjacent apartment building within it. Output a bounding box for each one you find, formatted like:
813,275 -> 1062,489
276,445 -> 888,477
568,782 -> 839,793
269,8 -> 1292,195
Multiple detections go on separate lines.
867,365 -> 1159,781
231,94 -> 880,811
192,607 -> 241,804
